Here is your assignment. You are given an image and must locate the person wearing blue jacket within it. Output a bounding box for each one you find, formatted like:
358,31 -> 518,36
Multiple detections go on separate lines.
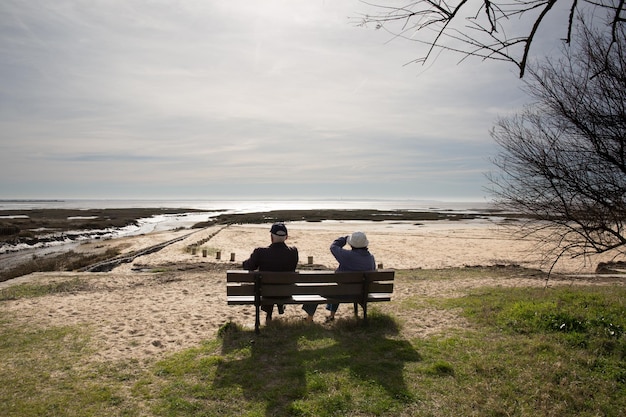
302,231 -> 376,322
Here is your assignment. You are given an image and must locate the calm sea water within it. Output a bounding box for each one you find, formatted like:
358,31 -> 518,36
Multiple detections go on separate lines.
0,198 -> 492,213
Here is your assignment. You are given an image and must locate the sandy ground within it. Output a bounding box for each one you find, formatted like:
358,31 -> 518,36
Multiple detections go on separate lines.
1,220 -> 624,364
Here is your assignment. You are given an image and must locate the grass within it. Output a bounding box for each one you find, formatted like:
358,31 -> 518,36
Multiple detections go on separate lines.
0,317 -> 131,416
153,314 -> 419,417
0,268 -> 624,416
0,277 -> 93,301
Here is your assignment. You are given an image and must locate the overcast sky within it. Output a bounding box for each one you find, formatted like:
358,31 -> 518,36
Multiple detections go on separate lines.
1,0 -> 571,201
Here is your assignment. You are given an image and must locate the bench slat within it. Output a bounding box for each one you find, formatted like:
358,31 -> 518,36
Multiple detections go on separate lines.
227,295 -> 256,304
228,283 -> 389,292
256,272 -> 365,284
227,285 -> 255,297
260,283 -> 363,297
363,270 -> 395,281
368,282 -> 394,293
226,270 -> 258,283
292,271 -> 365,283
367,293 -> 392,301
227,294 -> 392,305
226,271 -> 394,284
227,284 -> 393,297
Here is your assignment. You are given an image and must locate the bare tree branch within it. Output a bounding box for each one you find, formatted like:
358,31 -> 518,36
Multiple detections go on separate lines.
566,0 -> 580,43
519,0 -> 559,77
356,0 -> 625,77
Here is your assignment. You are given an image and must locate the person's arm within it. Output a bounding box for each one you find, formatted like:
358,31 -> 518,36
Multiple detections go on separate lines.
292,247 -> 299,270
330,236 -> 349,262
369,254 -> 377,270
242,249 -> 259,270
330,236 -> 348,249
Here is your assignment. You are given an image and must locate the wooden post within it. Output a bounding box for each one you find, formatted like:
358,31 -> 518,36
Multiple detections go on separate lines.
216,251 -> 221,260
308,256 -> 313,265
202,249 -> 207,257
230,253 -> 236,262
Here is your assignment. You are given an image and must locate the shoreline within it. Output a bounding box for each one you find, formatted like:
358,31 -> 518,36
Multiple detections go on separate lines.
0,208 -> 511,283
0,207 -> 516,252
1,207 -> 623,285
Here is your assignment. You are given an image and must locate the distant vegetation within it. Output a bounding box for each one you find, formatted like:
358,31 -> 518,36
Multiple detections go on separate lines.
0,208 -> 206,245
201,208 -> 513,228
0,248 -> 121,283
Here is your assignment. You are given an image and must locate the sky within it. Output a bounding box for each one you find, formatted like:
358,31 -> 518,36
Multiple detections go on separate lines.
0,0 -> 572,201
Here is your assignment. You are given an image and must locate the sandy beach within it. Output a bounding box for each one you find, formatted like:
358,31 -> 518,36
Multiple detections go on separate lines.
108,218 -> 617,273
1,219 -> 624,364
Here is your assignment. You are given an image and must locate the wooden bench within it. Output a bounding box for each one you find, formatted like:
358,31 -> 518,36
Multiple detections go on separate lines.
226,270 -> 395,333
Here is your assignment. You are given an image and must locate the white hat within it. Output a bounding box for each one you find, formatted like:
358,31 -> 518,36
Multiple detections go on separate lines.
347,231 -> 369,248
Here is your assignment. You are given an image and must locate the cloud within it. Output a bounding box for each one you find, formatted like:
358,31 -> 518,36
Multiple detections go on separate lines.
0,0 -> 534,200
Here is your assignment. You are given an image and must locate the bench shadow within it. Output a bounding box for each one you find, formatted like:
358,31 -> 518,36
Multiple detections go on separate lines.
213,313 -> 421,416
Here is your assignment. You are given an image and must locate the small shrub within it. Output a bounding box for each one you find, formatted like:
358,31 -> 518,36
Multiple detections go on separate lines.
429,361 -> 455,376
0,225 -> 20,235
0,248 -> 120,282
217,321 -> 241,338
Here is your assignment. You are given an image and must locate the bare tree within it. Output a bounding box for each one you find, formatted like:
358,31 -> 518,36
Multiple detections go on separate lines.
356,0 -> 625,77
487,22 -> 626,272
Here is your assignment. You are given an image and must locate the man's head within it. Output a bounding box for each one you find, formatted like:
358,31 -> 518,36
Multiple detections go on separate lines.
347,231 -> 369,249
270,222 -> 288,243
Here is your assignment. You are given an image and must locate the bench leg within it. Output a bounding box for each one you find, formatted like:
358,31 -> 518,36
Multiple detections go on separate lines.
362,302 -> 368,326
254,274 -> 261,334
254,305 -> 261,334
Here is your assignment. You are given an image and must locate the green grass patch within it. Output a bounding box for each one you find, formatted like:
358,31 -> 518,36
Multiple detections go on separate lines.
0,277 -> 92,301
394,265 -> 546,282
0,317 -> 144,417
449,286 -> 625,351
150,313 -> 419,417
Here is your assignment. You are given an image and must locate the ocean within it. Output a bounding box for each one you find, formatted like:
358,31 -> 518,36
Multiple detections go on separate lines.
0,198 -> 492,213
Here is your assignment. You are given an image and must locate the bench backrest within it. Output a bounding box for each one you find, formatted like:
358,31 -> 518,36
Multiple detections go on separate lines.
226,270 -> 394,299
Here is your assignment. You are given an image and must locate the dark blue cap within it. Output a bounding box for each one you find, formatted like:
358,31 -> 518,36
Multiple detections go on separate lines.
270,222 -> 288,236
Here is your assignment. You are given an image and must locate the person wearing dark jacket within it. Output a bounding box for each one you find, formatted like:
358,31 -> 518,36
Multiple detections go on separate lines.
242,222 -> 298,322
302,231 -> 375,322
